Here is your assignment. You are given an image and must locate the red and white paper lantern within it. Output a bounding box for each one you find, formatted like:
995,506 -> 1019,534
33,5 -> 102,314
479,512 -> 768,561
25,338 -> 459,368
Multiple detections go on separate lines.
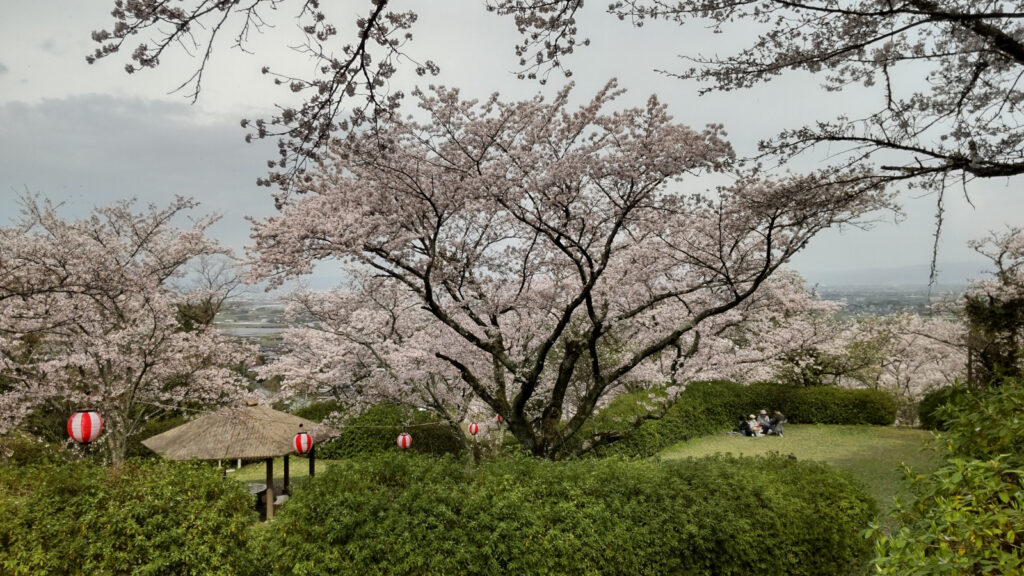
67,410 -> 103,444
294,432 -> 313,454
396,432 -> 412,450
468,422 -> 480,436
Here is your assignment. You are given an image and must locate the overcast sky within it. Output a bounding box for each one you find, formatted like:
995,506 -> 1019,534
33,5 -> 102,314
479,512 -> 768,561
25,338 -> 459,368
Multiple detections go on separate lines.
1,1 -> 1021,287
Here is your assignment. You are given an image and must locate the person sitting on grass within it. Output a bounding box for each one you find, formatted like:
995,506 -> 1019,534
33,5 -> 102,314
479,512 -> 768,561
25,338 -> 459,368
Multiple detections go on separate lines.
736,415 -> 753,436
769,410 -> 787,436
757,409 -> 773,434
747,414 -> 762,437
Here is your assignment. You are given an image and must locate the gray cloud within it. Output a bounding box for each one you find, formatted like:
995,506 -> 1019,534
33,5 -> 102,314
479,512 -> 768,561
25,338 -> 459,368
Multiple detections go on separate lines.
0,95 -> 278,254
0,62 -> 8,75
37,38 -> 61,55
0,94 -> 1014,287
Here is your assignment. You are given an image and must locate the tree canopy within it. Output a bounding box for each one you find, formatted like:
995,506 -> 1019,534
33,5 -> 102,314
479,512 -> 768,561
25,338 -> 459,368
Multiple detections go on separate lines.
0,197 -> 253,464
249,83 -> 888,457
88,0 -> 1024,198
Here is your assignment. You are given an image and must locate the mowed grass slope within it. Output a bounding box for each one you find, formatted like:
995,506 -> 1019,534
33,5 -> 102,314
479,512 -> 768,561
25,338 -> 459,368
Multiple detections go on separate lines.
660,424 -> 942,515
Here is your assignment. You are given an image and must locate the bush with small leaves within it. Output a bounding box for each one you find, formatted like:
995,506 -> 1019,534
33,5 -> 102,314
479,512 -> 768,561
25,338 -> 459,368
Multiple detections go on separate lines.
315,403 -> 464,458
290,399 -> 347,423
593,380 -> 896,458
261,453 -> 875,576
754,384 -> 897,425
0,459 -> 258,576
873,382 -> 1024,574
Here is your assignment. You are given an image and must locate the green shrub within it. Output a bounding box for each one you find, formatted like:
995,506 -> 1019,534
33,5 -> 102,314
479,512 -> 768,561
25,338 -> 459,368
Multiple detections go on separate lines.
588,380 -> 756,458
316,403 -> 464,459
290,399 -> 347,423
749,384 -> 897,425
0,459 -> 258,576
873,382 -> 1024,574
0,431 -> 71,466
125,413 -> 189,459
261,453 -> 875,576
593,381 -> 896,458
916,385 -> 971,430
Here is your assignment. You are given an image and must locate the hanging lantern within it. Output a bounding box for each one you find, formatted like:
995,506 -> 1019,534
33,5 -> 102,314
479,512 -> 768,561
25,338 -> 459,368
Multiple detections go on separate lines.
67,410 -> 103,444
396,432 -> 412,450
294,432 -> 313,455
468,422 -> 480,436
496,414 -> 504,424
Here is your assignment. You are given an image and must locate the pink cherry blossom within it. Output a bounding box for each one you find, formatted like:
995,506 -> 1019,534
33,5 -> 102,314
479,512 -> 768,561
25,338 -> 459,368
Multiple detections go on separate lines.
0,196 -> 255,464
250,82 -> 891,458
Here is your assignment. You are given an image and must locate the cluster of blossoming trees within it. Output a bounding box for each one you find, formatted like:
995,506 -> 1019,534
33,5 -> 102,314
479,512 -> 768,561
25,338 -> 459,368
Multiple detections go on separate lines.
3,96 -> 1020,461
5,86 -> 1020,460
4,0 -> 1022,460
247,82 -> 890,457
0,197 -> 253,463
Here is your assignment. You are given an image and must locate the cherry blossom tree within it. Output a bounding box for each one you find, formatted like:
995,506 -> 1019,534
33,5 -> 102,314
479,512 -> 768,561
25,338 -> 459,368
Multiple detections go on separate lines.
963,227 -> 1024,384
662,272 -> 966,397
88,1 -> 1024,197
0,196 -> 254,464
659,269 -> 847,385
872,314 -> 966,415
88,0 -> 439,187
249,82 -> 889,457
602,1 -> 1024,181
258,275 -> 482,453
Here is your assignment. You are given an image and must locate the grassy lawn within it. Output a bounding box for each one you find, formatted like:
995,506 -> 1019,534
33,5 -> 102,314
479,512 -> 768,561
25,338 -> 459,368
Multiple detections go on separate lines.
226,456 -> 337,488
660,424 -> 942,517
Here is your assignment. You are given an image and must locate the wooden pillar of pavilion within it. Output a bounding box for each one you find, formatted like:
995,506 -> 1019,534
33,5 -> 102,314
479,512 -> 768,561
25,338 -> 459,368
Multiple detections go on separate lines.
283,455 -> 290,494
265,457 -> 274,521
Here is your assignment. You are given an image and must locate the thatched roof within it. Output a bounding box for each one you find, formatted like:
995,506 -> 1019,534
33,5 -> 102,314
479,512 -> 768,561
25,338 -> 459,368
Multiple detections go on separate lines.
142,403 -> 336,461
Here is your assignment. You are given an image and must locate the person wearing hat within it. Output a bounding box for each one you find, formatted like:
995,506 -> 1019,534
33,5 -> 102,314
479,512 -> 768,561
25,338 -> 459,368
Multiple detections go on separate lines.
756,409 -> 773,434
746,414 -> 762,437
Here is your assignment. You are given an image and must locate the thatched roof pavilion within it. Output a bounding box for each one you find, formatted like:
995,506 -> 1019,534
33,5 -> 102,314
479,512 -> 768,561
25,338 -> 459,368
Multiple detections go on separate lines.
143,402 -> 336,520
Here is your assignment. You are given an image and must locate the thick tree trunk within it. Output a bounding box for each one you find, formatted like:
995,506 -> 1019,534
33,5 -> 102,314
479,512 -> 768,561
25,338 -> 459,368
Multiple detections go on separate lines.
105,428 -> 128,468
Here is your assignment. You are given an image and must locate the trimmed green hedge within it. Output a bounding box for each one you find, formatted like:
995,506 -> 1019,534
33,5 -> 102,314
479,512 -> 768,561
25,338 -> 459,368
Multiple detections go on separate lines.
290,399 -> 347,423
589,380 -> 752,458
753,384 -> 897,426
315,403 -> 464,459
261,453 -> 875,576
593,381 -> 897,458
0,460 -> 257,576
917,385 -> 971,430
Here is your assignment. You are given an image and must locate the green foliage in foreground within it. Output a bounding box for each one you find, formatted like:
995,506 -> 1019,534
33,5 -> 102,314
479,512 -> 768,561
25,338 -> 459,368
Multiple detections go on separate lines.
873,382 -> 1024,574
313,403 -> 465,458
593,381 -> 896,458
261,453 -> 876,576
0,459 -> 257,576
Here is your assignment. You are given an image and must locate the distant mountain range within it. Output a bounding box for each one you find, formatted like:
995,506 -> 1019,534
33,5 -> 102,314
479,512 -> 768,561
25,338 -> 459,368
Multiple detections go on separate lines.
800,261 -> 989,289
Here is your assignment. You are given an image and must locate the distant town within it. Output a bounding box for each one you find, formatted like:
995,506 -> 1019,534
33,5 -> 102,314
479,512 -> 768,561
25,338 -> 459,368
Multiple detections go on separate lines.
216,284 -> 966,359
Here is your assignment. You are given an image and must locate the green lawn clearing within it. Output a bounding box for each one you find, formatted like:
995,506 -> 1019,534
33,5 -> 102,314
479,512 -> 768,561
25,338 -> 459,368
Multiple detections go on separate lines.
226,456 -> 338,487
660,424 -> 942,517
